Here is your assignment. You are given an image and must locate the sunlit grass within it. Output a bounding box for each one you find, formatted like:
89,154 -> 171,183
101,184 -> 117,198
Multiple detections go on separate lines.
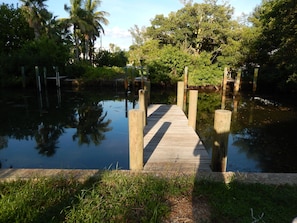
0,171 -> 296,223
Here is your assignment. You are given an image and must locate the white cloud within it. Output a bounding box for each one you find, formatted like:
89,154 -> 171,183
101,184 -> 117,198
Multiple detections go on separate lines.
99,26 -> 132,50
105,26 -> 131,39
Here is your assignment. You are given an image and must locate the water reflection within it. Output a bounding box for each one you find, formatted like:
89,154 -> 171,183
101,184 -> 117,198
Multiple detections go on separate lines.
71,102 -> 112,145
0,88 -> 135,169
35,123 -> 64,156
197,92 -> 297,173
1,87 -> 297,172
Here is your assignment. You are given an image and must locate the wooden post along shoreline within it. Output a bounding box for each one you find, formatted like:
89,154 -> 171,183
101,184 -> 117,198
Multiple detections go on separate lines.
138,89 -> 147,127
183,67 -> 188,111
188,90 -> 198,130
253,66 -> 259,93
35,66 -> 41,92
234,68 -> 241,96
177,81 -> 184,111
211,109 -> 232,172
222,67 -> 228,93
129,83 -> 150,170
128,109 -> 144,170
21,66 -> 26,88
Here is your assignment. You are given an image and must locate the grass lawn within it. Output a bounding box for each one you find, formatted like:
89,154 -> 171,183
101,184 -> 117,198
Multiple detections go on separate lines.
0,171 -> 296,222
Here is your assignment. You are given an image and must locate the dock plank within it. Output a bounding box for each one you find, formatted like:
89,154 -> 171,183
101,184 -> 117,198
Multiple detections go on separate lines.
143,104 -> 211,172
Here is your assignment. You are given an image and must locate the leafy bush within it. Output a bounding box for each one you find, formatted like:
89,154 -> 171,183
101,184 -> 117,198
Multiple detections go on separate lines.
82,66 -> 126,83
188,52 -> 223,86
65,61 -> 88,78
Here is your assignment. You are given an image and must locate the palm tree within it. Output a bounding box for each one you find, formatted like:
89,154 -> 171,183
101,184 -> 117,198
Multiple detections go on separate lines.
20,0 -> 51,39
83,0 -> 109,63
63,0 -> 109,62
64,0 -> 88,61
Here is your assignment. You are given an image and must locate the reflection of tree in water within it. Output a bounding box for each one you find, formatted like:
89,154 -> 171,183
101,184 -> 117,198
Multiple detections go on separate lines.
72,102 -> 112,145
35,123 -> 64,156
228,97 -> 297,172
232,119 -> 297,173
0,136 -> 8,149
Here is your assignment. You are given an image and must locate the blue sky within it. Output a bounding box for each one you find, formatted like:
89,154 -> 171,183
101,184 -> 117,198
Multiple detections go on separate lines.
3,0 -> 262,50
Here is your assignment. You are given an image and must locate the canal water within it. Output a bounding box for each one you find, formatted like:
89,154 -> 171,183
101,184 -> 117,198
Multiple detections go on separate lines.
0,87 -> 296,172
196,91 -> 297,173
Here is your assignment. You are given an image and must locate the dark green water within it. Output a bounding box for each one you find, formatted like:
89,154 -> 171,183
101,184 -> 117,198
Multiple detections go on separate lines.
0,87 -> 296,172
196,92 -> 297,173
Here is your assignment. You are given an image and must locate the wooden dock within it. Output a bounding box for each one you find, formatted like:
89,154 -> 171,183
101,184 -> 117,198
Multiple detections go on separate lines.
143,104 -> 211,172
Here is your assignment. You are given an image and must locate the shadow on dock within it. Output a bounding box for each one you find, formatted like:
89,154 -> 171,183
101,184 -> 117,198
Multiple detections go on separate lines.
144,122 -> 171,164
144,104 -> 172,135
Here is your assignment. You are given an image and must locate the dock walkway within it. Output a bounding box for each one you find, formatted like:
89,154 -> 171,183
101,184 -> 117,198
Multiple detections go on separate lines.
143,104 -> 211,172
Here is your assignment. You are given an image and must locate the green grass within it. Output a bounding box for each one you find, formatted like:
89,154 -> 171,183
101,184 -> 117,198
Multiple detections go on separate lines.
194,180 -> 297,223
0,171 -> 296,223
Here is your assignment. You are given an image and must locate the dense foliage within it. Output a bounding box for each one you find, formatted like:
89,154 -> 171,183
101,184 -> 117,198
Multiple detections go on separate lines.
247,0 -> 297,91
0,0 -> 296,91
129,0 -> 297,91
0,0 -> 109,87
128,1 -> 248,86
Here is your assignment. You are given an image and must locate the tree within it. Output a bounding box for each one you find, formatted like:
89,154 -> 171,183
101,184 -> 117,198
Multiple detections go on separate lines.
130,0 -> 243,86
248,0 -> 297,90
0,3 -> 34,54
63,0 -> 87,61
95,50 -> 128,67
20,0 -> 52,39
83,0 -> 109,63
146,0 -> 236,59
0,3 -> 34,82
63,0 -> 108,62
129,25 -> 146,46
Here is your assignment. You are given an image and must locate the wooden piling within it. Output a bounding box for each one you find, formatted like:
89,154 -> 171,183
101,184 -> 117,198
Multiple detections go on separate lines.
129,109 -> 144,170
222,67 -> 228,93
43,67 -> 47,89
55,66 -> 60,88
21,66 -> 26,88
124,78 -> 128,94
144,81 -> 151,105
35,66 -> 41,92
183,67 -> 188,110
253,66 -> 259,93
211,109 -> 232,172
234,68 -> 241,96
139,89 -> 147,126
188,90 -> 198,130
177,81 -> 184,110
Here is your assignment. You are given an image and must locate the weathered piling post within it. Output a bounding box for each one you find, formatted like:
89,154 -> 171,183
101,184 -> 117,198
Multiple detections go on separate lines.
234,68 -> 241,96
211,109 -> 232,172
43,67 -> 47,89
140,58 -> 144,89
222,67 -> 228,93
21,66 -> 26,88
177,81 -> 185,110
124,67 -> 128,95
221,67 -> 228,109
188,90 -> 198,130
55,66 -> 61,88
124,78 -> 128,94
35,66 -> 41,92
144,80 -> 151,105
129,109 -> 144,170
253,65 -> 260,93
139,89 -> 147,126
221,93 -> 226,110
183,66 -> 188,110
